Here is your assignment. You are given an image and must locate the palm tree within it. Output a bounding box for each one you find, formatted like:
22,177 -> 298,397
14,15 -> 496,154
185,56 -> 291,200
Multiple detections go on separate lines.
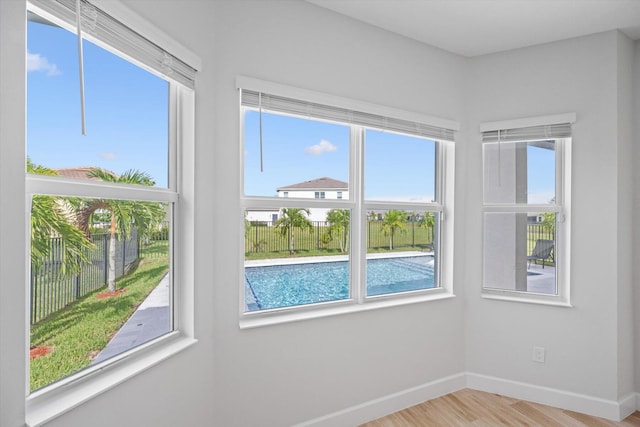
540,212 -> 556,236
381,210 -> 407,250
275,208 -> 313,255
326,209 -> 350,253
419,211 -> 436,244
28,159 -> 93,275
77,168 -> 166,292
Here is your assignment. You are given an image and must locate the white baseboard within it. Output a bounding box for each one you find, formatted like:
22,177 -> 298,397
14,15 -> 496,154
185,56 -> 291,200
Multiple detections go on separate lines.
618,392 -> 638,420
295,373 -> 637,426
466,372 -> 636,422
292,373 -> 466,427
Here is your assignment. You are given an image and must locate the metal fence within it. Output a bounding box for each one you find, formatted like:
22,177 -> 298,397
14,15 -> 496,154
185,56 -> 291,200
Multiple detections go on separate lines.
527,223 -> 555,260
246,221 -> 554,255
528,223 -> 554,242
30,230 -> 140,324
245,220 -> 436,254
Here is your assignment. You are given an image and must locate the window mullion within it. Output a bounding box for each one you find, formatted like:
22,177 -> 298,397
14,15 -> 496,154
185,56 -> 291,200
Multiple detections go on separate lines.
482,204 -> 561,214
351,126 -> 365,304
169,83 -> 178,192
26,175 -> 178,202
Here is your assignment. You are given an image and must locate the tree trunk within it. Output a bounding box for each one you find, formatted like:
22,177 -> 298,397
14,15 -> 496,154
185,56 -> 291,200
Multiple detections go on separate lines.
289,225 -> 295,254
107,215 -> 117,292
389,230 -> 394,250
342,227 -> 347,253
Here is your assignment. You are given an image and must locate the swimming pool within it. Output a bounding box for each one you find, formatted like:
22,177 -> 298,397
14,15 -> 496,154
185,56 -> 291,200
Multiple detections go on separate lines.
244,255 -> 435,311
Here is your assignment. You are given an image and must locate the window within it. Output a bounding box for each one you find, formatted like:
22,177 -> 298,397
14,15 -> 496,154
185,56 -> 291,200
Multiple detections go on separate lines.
364,129 -> 439,297
283,191 -> 289,198
240,77 -> 457,320
481,115 -> 573,305
25,0 -> 198,423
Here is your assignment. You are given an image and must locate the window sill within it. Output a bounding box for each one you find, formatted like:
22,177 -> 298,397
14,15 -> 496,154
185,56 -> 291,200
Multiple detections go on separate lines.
240,290 -> 456,329
481,290 -> 572,307
26,333 -> 197,427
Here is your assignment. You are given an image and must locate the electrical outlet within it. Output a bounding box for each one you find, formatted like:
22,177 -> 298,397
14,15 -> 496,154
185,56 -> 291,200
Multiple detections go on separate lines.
533,346 -> 546,363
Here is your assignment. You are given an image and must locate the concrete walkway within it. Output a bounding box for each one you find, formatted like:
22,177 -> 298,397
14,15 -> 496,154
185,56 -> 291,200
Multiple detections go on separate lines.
92,274 -> 171,365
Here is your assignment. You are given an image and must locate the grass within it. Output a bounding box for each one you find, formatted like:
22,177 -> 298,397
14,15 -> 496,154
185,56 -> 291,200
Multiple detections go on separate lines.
29,254 -> 168,391
245,245 -> 432,261
140,239 -> 169,257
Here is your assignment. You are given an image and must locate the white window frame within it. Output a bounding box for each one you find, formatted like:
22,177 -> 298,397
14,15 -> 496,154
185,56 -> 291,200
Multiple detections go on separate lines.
238,76 -> 458,328
480,114 -> 573,307
24,2 -> 200,425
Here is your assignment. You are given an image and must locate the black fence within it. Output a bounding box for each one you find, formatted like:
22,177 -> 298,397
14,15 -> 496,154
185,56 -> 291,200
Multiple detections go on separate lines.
527,223 -> 555,261
245,220 -> 436,254
30,231 -> 140,324
246,221 -> 554,256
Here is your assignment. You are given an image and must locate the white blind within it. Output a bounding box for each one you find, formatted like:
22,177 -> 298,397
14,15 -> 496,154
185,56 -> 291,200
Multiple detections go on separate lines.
482,123 -> 572,143
29,0 -> 197,89
241,89 -> 456,142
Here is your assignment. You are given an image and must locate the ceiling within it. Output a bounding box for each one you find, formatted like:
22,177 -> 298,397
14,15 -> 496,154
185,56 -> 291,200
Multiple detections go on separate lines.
306,0 -> 640,57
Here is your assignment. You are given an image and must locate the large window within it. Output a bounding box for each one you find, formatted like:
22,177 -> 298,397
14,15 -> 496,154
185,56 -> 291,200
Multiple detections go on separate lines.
481,115 -> 573,305
25,0 -> 197,422
240,79 -> 457,318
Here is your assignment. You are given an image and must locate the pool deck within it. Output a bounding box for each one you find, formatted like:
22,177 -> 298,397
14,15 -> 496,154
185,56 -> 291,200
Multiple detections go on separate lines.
245,250 -> 432,267
526,262 -> 556,294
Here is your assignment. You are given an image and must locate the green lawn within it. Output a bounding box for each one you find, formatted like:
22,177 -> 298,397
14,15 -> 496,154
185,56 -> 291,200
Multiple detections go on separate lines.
30,254 -> 168,391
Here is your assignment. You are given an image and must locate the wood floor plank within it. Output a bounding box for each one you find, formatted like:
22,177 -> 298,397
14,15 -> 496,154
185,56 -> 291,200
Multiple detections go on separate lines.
359,389 -> 640,427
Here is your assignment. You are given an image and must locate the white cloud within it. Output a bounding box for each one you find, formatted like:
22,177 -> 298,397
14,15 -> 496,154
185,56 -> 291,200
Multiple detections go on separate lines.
99,152 -> 117,161
27,52 -> 60,76
304,139 -> 337,156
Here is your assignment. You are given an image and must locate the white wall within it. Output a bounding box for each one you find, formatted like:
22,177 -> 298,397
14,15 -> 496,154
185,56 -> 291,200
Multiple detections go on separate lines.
464,30 -> 634,404
615,32 -> 635,401
635,40 -> 640,396
0,2 -> 27,426
208,2 -> 466,425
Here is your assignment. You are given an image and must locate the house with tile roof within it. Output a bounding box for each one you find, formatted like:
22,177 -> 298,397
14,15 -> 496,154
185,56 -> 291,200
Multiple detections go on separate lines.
246,177 -> 348,223
277,177 -> 348,201
54,166 -> 100,180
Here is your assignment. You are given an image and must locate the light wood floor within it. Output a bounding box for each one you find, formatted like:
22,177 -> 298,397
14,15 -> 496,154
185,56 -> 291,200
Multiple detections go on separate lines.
360,389 -> 640,427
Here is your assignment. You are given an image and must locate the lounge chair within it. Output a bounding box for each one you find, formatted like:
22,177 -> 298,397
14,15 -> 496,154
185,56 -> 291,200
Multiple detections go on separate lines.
527,239 -> 554,269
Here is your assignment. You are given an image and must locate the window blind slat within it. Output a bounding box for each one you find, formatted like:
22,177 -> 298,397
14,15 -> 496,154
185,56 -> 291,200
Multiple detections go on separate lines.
29,0 -> 196,89
242,90 -> 456,142
482,123 -> 572,143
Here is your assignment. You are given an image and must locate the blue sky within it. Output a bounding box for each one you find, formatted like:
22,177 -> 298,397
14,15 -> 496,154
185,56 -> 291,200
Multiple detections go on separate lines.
244,111 -> 438,201
27,16 -> 554,201
527,144 -> 556,204
244,112 -> 556,204
27,18 -> 169,187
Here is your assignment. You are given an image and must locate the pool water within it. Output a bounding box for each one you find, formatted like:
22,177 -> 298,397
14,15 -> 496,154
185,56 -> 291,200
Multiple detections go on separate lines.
244,256 -> 435,311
